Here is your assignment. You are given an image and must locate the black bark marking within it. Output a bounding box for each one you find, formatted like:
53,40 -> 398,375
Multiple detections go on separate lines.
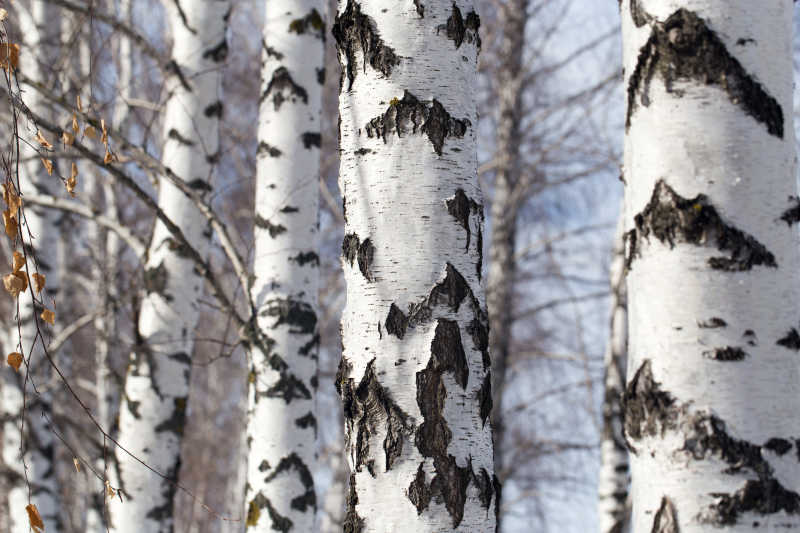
264,453 -> 316,512
698,317 -> 726,328
623,360 -> 679,450
764,438 -> 793,456
467,316 -> 490,370
256,141 -> 282,158
385,303 -> 409,339
202,40 -> 228,63
709,480 -> 800,526
478,372 -> 492,426
354,147 -> 371,156
473,467 -> 494,510
743,329 -> 757,346
255,215 -> 287,238
298,333 -> 320,357
626,9 -> 784,138
187,179 -> 212,192
246,492 -> 292,532
154,396 -> 188,435
332,0 -> 401,91
430,319 -> 469,389
316,67 -> 325,84
702,346 -> 747,361
476,221 -> 483,281
341,233 -> 375,282
280,205 -> 300,213
408,463 -> 431,513
166,59 -> 192,91
438,3 -> 480,49
780,197 -> 800,225
264,373 -> 312,403
630,0 -> 653,28
167,128 -> 195,146
627,179 -> 777,271
343,474 -> 365,533
340,360 -> 411,474
365,91 -> 471,156
289,251 -> 320,267
288,8 -> 325,40
262,67 -> 309,111
446,188 -> 482,251
342,233 -> 360,266
413,0 -> 424,18
262,297 -> 317,335
777,327 -> 800,351
263,40 -> 284,60
301,132 -> 321,149
143,261 -> 169,298
295,412 -> 317,435
171,0 -> 197,34
203,101 -> 223,118
651,496 -> 679,533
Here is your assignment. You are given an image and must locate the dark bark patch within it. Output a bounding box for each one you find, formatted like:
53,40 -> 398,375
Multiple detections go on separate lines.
777,328 -> 800,351
413,0 -> 424,17
202,40 -> 228,63
780,197 -> 800,225
476,223 -> 483,281
708,480 -> 800,526
438,3 -> 480,49
262,67 -> 309,111
446,188 -> 482,251
473,467 -> 494,510
430,319 -> 469,389
341,233 -> 374,281
255,215 -> 287,238
264,373 -> 312,403
408,463 -> 431,513
295,412 -> 317,434
764,438 -> 793,456
256,141 -> 282,158
626,8 -> 784,138
332,0 -> 400,91
187,179 -> 212,192
385,303 -> 409,339
246,492 -> 292,532
698,317 -> 726,328
340,360 -> 412,474
263,40 -> 284,60
354,147 -> 371,156
280,205 -> 300,213
154,396 -> 187,435
289,251 -> 320,267
343,474 -> 365,533
627,179 -> 777,271
467,316 -> 490,370
167,128 -> 195,146
166,59 -> 192,91
651,496 -> 679,533
630,0 -> 653,28
301,132 -> 321,149
264,453 -> 316,512
365,91 -> 471,156
316,67 -> 325,84
143,261 -> 169,298
288,8 -> 325,40
262,297 -> 317,335
342,233 -> 360,266
203,101 -> 223,118
702,346 -> 747,362
478,372 -> 492,426
623,360 -> 679,449
171,0 -> 197,34
298,333 -> 320,357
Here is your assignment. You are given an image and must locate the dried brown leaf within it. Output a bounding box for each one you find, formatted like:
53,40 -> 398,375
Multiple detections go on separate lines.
3,271 -> 26,298
72,113 -> 79,135
61,131 -> 74,146
7,352 -> 22,371
32,273 -> 45,293
73,457 -> 81,473
76,94 -> 83,113
0,43 -> 19,71
41,158 -> 53,176
26,503 -> 44,533
3,209 -> 17,239
84,125 -> 97,140
35,130 -> 52,149
12,250 -> 24,272
40,308 -> 55,326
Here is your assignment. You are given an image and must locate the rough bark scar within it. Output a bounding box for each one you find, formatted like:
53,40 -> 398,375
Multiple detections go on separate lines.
332,0 -> 400,91
340,360 -> 412,474
780,197 -> 800,226
446,188 -> 483,252
255,215 -> 287,238
626,179 -> 777,271
343,474 -> 365,533
342,233 -> 375,281
262,297 -> 317,335
263,453 -> 316,512
777,327 -> 800,351
365,91 -> 471,156
702,346 -> 747,361
257,141 -> 282,158
626,8 -> 784,138
262,67 -> 309,111
437,3 -> 481,49
288,8 -> 326,40
651,496 -> 679,533
623,360 -> 679,450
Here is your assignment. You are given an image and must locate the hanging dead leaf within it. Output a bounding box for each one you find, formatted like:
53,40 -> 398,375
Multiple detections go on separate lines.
7,352 -> 22,371
0,9 -> 8,21
105,479 -> 116,499
3,209 -> 17,239
0,43 -> 19,71
73,457 -> 81,473
76,94 -> 83,113
32,273 -> 45,293
26,503 -> 44,533
3,270 -> 27,298
12,250 -> 24,272
61,131 -> 74,147
66,163 -> 77,197
40,308 -> 55,325
41,158 -> 53,176
35,130 -> 52,149
72,113 -> 79,135
84,125 -> 97,140
103,148 -> 113,165
2,184 -> 21,214
101,119 -> 108,145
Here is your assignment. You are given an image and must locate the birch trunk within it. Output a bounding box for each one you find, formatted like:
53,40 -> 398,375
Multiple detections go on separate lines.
333,1 -> 497,530
597,213 -> 628,533
486,3 -> 526,527
243,0 -> 323,530
2,2 -> 63,531
114,2 -> 229,531
622,1 -> 800,531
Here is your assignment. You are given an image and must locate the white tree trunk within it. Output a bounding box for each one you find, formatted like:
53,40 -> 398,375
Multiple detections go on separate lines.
333,1 -> 497,530
114,1 -> 229,531
597,212 -> 629,533
243,0 -> 323,530
2,2 -> 63,532
622,1 -> 800,531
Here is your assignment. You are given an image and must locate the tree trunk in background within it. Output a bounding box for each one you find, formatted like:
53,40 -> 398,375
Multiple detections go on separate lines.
486,1 -> 526,526
2,2 -> 63,531
622,1 -> 800,530
243,0 -> 323,530
597,212 -> 628,533
333,0 -> 497,530
114,1 -> 229,531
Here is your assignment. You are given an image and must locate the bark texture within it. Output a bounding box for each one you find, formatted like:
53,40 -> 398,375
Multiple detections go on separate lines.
622,1 -> 800,531
334,1 -> 496,530
243,0 -> 323,531
597,213 -> 629,533
114,2 -> 229,532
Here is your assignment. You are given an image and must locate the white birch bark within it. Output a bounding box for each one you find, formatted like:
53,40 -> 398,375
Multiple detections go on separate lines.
333,1 -> 496,530
597,212 -> 629,533
114,1 -> 229,531
622,1 -> 800,531
242,0 -> 323,531
2,2 -> 63,532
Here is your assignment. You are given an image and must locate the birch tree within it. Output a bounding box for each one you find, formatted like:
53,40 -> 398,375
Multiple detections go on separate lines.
333,0 -> 497,530
622,1 -> 800,530
243,0 -> 323,530
597,213 -> 628,533
114,1 -> 229,531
